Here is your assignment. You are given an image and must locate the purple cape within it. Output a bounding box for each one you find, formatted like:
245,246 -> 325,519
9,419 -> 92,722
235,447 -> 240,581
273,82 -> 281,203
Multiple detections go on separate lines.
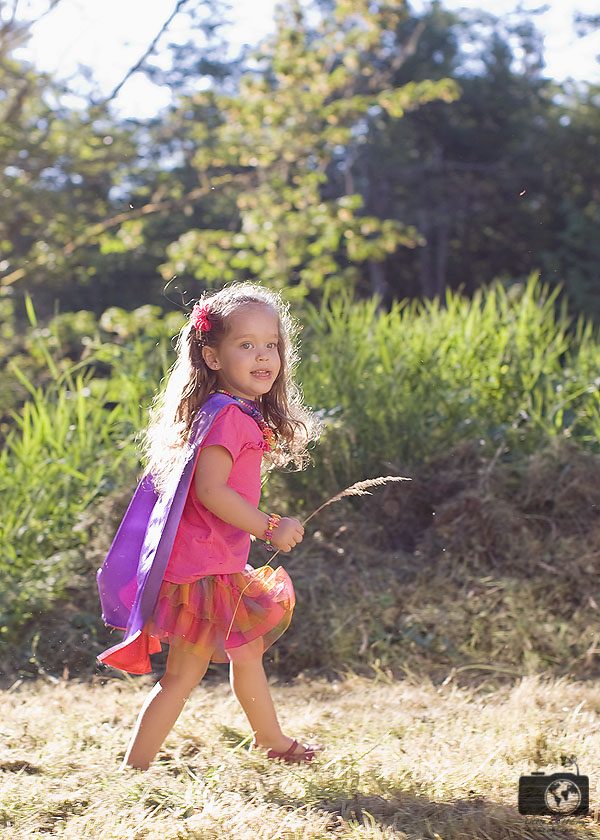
96,393 -> 252,674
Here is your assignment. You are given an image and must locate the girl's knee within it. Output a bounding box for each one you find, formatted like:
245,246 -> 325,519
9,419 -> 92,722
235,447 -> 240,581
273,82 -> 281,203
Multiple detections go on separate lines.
160,672 -> 200,700
230,656 -> 265,678
164,646 -> 211,685
231,640 -> 265,666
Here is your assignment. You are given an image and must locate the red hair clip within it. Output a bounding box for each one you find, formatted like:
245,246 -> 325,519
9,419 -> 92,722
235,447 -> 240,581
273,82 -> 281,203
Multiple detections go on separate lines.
190,303 -> 211,332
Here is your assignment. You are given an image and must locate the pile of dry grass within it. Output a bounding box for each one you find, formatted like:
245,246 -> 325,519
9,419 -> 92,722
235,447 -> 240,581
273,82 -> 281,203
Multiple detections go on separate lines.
272,439 -> 600,681
4,440 -> 600,684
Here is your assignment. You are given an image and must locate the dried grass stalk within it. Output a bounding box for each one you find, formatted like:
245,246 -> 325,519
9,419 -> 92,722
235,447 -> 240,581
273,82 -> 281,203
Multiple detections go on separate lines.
303,475 -> 410,526
226,475 -> 410,639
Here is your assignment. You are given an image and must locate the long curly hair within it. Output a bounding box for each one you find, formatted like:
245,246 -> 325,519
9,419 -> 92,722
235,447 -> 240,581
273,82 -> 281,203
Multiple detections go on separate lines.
142,283 -> 319,494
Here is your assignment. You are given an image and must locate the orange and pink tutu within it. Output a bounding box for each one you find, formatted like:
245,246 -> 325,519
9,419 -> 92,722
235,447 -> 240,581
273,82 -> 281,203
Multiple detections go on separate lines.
144,564 -> 294,663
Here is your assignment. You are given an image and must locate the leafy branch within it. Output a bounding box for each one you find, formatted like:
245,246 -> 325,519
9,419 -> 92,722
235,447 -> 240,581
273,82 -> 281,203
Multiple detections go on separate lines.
0,172 -> 250,287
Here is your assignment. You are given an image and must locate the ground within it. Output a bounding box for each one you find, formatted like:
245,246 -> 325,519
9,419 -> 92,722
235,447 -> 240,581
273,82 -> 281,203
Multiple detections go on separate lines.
2,671 -> 600,839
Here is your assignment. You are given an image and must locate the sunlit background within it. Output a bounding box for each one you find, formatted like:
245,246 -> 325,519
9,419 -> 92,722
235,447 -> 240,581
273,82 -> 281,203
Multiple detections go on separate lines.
15,0 -> 600,117
3,9 -> 600,828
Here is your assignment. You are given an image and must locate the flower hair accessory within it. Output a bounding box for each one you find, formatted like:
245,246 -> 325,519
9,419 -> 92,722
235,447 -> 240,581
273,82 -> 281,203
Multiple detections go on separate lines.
190,302 -> 211,332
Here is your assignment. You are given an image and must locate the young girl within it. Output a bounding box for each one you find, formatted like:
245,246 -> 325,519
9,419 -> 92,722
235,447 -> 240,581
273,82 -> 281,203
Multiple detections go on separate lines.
97,283 -> 320,770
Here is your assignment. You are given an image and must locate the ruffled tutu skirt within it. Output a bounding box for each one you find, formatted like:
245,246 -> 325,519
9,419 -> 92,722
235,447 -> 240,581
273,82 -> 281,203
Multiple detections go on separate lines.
144,564 -> 294,663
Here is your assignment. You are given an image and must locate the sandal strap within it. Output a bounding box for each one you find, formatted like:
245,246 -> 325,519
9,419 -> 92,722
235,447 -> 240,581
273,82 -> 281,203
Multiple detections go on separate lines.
266,739 -> 299,760
280,739 -> 299,758
265,739 -> 320,762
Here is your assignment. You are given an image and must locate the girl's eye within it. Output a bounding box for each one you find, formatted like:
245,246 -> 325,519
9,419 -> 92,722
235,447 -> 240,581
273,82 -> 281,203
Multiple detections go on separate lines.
241,342 -> 252,349
267,342 -> 277,349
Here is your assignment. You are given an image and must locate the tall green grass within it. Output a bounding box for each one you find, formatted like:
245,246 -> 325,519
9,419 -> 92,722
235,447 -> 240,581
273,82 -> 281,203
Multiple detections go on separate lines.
293,275 -> 600,496
0,372 -> 140,634
0,302 -> 183,642
3,276 -> 600,657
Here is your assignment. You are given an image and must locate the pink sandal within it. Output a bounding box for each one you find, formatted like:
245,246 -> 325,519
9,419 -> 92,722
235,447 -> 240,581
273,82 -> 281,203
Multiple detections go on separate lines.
265,739 -> 320,763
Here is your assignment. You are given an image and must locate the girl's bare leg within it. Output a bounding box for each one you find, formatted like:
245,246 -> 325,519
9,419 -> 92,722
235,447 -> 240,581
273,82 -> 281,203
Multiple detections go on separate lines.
122,644 -> 211,770
229,650 -> 310,756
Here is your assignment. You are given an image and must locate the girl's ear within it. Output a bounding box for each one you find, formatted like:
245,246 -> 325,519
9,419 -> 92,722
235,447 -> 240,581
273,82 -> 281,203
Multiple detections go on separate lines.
202,345 -> 220,370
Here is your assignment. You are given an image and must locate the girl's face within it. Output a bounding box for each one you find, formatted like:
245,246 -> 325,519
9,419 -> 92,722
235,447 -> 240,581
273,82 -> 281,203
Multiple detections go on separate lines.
202,304 -> 281,400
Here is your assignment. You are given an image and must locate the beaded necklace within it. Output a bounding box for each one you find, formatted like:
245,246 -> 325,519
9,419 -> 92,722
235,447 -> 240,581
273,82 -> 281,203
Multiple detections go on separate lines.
215,389 -> 278,451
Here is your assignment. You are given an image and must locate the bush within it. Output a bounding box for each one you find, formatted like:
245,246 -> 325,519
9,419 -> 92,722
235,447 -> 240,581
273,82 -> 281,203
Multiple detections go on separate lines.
3,276 -> 600,678
291,275 -> 600,501
0,302 -> 183,646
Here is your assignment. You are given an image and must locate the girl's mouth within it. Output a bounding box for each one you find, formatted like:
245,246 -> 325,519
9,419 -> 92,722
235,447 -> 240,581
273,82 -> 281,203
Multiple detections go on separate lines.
251,370 -> 272,379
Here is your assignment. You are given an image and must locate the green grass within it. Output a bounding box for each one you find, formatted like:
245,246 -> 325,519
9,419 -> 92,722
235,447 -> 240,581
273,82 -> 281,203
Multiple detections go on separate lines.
0,367 -> 142,637
1,673 -> 600,839
4,276 -> 600,671
292,275 -> 600,497
0,303 -> 182,641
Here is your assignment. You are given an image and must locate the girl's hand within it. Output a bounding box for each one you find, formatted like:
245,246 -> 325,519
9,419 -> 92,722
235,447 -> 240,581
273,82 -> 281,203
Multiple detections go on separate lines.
270,517 -> 304,552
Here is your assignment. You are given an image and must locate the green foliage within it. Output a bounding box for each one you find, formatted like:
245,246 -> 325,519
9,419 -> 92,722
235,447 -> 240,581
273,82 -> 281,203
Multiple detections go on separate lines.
0,32 -> 139,308
2,0 -> 600,321
150,2 -> 458,299
272,274 -> 600,502
330,4 -> 600,310
4,276 -> 600,663
538,83 -> 600,315
0,302 -> 185,640
0,369 -> 137,638
0,297 -> 182,438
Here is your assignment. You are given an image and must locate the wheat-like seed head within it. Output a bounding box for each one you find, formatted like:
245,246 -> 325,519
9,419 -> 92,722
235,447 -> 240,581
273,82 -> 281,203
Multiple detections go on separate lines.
326,475 -> 410,503
226,475 -> 410,639
303,475 -> 411,524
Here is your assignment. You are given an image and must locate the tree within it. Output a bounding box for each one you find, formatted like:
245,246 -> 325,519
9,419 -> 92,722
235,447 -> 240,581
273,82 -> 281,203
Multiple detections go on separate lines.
538,82 -> 600,315
336,1 -> 561,301
0,1 -> 142,313
0,0 -> 234,315
3,0 -> 599,319
156,0 -> 457,300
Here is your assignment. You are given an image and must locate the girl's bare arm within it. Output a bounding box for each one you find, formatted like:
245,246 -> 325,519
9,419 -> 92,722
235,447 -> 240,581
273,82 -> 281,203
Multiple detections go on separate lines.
194,444 -> 303,552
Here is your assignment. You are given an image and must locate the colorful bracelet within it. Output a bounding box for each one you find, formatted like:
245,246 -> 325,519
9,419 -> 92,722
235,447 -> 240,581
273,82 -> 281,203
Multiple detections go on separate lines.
264,514 -> 281,551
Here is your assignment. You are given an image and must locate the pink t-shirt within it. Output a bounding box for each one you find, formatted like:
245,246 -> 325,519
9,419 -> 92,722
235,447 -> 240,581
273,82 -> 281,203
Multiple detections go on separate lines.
164,404 -> 264,582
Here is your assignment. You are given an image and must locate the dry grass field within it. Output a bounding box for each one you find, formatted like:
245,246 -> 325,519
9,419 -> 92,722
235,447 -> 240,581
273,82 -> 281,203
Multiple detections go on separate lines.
2,671 -> 600,839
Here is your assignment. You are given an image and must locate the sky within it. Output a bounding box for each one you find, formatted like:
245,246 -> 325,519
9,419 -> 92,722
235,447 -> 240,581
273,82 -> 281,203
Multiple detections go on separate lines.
13,0 -> 600,119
